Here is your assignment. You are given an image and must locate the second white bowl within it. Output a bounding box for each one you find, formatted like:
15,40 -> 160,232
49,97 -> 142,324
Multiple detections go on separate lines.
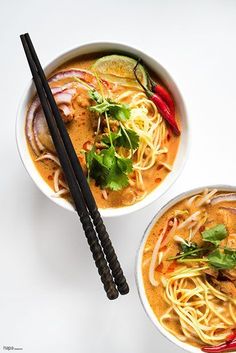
136,184 -> 236,353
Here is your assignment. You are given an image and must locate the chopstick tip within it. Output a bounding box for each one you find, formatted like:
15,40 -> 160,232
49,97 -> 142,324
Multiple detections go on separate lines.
107,289 -> 119,300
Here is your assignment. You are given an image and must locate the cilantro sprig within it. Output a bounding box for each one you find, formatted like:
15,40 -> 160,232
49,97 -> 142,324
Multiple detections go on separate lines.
86,146 -> 132,191
168,242 -> 210,261
201,224 -> 227,246
101,127 -> 139,150
85,88 -> 137,191
89,90 -> 131,121
207,248 -> 236,269
168,224 -> 236,270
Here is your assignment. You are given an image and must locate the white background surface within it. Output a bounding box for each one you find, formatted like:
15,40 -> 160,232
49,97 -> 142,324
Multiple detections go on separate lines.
1,0 -> 236,352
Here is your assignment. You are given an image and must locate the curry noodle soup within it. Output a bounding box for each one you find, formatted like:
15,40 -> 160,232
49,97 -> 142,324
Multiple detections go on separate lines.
142,188 -> 236,351
25,53 -> 181,208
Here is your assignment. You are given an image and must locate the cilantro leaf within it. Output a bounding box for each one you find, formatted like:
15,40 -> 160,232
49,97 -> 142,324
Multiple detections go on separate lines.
86,88 -> 134,190
108,103 -> 130,121
86,148 -> 109,187
202,224 -> 228,246
101,131 -> 122,145
116,128 -> 139,149
168,242 -> 211,261
224,248 -> 236,257
181,242 -> 199,256
101,147 -> 115,169
89,101 -> 110,114
88,89 -> 103,104
85,146 -> 133,191
89,102 -> 130,121
85,147 -> 95,170
117,157 -> 133,174
101,128 -> 139,150
106,162 -> 129,191
168,223 -> 236,269
208,249 -> 236,269
89,92 -> 131,122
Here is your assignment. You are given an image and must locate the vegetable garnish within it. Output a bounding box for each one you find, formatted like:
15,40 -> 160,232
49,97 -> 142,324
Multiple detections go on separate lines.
85,89 -> 136,191
168,224 -> 236,270
89,89 -> 103,103
174,247 -> 236,270
101,127 -> 139,150
225,331 -> 236,343
86,146 -> 132,191
201,336 -> 236,352
148,75 -> 175,115
202,224 -> 228,246
207,249 -> 236,270
181,242 -> 199,254
168,242 -> 206,261
92,54 -> 148,88
89,89 -> 131,121
133,60 -> 180,136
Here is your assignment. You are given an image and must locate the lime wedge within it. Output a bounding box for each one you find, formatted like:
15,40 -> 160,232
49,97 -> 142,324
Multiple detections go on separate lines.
92,55 -> 148,88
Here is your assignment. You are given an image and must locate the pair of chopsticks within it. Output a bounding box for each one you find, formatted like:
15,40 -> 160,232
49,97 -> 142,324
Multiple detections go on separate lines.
20,33 -> 129,300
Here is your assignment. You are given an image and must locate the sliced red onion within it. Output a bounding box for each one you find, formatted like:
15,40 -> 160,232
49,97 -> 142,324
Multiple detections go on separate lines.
53,168 -> 61,192
33,109 -> 46,152
33,109 -> 55,153
59,178 -> 68,190
211,193 -> 236,205
220,207 -> 236,214
60,82 -> 76,90
63,87 -> 77,95
54,91 -> 75,105
54,88 -> 76,105
59,104 -> 72,117
26,97 -> 41,155
48,69 -> 96,87
35,153 -> 60,165
26,75 -> 91,155
59,81 -> 90,91
26,86 -> 62,156
28,86 -> 78,154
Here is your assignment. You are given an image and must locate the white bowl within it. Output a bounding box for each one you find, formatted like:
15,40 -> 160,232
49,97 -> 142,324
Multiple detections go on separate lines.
16,42 -> 189,218
136,184 -> 236,353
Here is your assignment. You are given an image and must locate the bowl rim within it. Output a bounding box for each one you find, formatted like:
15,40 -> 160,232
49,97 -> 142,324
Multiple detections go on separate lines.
16,41 -> 190,218
136,184 -> 236,353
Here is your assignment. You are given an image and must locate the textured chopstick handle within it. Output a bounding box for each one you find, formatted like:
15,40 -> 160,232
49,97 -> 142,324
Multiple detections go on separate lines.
91,209 -> 129,295
20,34 -> 118,300
80,211 -> 119,300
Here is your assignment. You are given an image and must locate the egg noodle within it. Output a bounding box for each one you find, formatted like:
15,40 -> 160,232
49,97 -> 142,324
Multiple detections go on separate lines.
160,266 -> 236,345
116,90 -> 167,194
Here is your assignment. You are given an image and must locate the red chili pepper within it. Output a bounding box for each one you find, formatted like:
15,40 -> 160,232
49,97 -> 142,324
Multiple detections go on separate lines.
226,331 -> 236,342
149,76 -> 175,114
133,61 -> 180,136
151,94 -> 180,135
201,338 -> 236,352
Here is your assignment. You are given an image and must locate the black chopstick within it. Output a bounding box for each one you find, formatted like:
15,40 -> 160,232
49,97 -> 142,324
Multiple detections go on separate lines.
20,34 -> 124,300
22,33 -> 129,296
